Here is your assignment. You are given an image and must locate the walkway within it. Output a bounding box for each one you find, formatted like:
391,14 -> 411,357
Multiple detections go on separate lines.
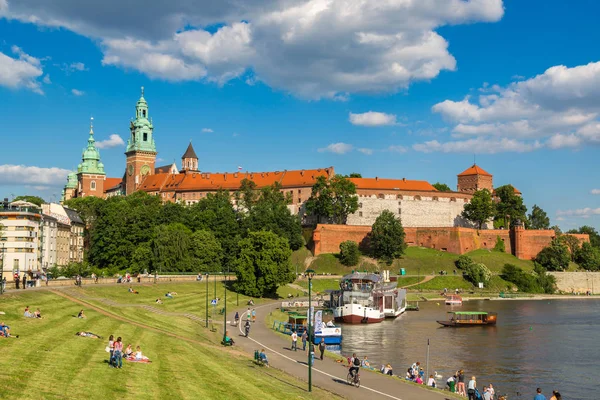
399,275 -> 435,289
232,301 -> 458,400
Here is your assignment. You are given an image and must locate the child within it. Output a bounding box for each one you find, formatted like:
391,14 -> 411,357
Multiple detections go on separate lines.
427,375 -> 436,388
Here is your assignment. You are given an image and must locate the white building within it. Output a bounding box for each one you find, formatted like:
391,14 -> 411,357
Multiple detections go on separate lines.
0,201 -> 42,274
40,215 -> 58,269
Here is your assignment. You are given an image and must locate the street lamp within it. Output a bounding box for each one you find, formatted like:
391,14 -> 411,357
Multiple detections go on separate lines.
306,268 -> 316,392
222,265 -> 229,343
205,273 -> 209,328
0,242 -> 5,295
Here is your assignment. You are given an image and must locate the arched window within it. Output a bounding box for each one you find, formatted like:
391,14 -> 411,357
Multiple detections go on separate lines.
396,194 -> 403,200
432,196 -> 439,201
378,193 -> 385,199
90,181 -> 96,191
414,195 -> 421,201
450,197 -> 456,202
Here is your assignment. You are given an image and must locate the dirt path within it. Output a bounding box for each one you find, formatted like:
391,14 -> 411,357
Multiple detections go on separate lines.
399,275 -> 436,288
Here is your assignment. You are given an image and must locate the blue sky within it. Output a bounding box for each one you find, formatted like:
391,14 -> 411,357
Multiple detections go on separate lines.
0,0 -> 598,231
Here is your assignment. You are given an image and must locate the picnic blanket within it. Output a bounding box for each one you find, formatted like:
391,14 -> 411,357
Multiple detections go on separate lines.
125,357 -> 152,363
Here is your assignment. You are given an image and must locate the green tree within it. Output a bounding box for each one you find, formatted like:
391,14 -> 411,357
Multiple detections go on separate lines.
157,202 -> 189,226
234,178 -> 259,213
494,185 -> 527,228
461,189 -> 495,229
432,182 -> 452,192
501,263 -> 556,294
348,173 -> 362,178
567,226 -> 600,248
12,195 -> 45,206
551,225 -> 562,236
575,242 -> 600,271
339,241 -> 360,266
528,204 -> 550,230
130,242 -> 154,274
190,230 -> 223,272
534,239 -> 570,271
493,236 -> 505,253
557,234 -> 581,261
64,196 -> 106,251
533,263 -> 557,294
455,255 -> 474,270
369,210 -> 406,265
152,223 -> 193,272
463,263 -> 492,285
305,175 -> 359,224
233,231 -> 294,298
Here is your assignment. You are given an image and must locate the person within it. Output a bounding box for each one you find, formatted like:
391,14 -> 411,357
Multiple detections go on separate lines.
457,370 -> 466,396
22,273 -> 26,289
156,298 -> 163,304
467,376 -> 477,400
291,330 -> 298,351
488,383 -> 495,399
77,310 -> 85,318
124,344 -> 133,357
549,390 -> 561,400
405,368 -> 413,380
251,308 -> 256,323
259,348 -> 269,367
128,287 -> 139,294
301,330 -> 308,351
246,308 -> 251,320
415,374 -> 424,384
108,335 -> 115,367
113,337 -> 123,368
244,320 -> 251,337
14,272 -> 20,289
362,356 -> 370,368
534,388 -> 547,400
196,273 -> 203,281
483,386 -> 492,400
446,375 -> 456,393
24,307 -> 34,318
349,353 -> 360,378
34,309 -> 42,318
247,299 -> 254,306
234,312 -> 240,326
165,292 -> 173,299
318,338 -> 326,360
0,322 -> 18,338
427,375 -> 436,388
134,346 -> 149,361
384,364 -> 393,376
76,332 -> 101,339
224,331 -> 235,345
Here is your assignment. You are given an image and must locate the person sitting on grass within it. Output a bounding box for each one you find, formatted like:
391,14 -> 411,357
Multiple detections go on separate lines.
24,306 -> 34,318
223,331 -> 235,346
259,349 -> 269,367
76,332 -> 102,339
128,287 -> 139,294
134,346 -> 150,361
1,322 -> 18,338
125,344 -> 133,357
77,310 -> 86,319
155,298 -> 163,304
165,292 -> 174,298
362,356 -> 371,368
33,309 -> 43,319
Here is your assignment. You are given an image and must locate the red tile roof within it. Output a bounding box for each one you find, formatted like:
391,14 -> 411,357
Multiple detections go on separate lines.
138,173 -> 172,192
104,177 -> 123,192
349,177 -> 437,192
458,164 -> 492,177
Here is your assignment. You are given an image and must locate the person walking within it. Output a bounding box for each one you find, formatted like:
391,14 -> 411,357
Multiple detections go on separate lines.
14,272 -> 20,290
22,273 -> 26,289
291,330 -> 298,351
246,308 -> 251,321
534,388 -> 547,400
318,338 -> 326,360
234,311 -> 240,326
301,330 -> 308,351
457,370 -> 466,396
113,337 -> 123,369
251,308 -> 256,323
467,376 -> 477,400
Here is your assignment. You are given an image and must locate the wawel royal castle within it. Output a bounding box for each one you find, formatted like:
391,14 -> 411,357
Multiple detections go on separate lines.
62,89 -> 519,228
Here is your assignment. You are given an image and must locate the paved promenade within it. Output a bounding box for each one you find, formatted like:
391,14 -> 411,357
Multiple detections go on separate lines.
232,301 -> 458,400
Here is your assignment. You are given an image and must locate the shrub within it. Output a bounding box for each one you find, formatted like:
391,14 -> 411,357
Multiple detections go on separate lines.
535,240 -> 570,271
463,263 -> 492,285
493,236 -> 505,253
500,263 -> 556,294
339,241 -> 360,266
455,255 -> 474,270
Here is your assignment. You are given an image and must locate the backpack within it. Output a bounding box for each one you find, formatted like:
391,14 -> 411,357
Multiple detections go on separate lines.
353,357 -> 360,367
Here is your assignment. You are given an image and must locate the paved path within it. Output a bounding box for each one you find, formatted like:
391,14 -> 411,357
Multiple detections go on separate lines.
232,301 -> 458,400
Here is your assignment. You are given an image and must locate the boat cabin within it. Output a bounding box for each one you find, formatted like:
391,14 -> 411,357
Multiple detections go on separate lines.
448,311 -> 497,325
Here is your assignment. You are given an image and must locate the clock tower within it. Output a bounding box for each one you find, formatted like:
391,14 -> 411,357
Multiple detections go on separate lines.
125,87 -> 157,195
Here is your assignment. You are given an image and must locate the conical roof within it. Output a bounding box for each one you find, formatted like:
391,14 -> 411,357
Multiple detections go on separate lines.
458,164 -> 491,177
182,142 -> 198,159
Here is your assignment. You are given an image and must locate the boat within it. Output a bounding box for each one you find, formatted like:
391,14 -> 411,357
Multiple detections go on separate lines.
436,311 -> 497,327
445,295 -> 463,305
329,272 -> 407,324
272,311 -> 343,345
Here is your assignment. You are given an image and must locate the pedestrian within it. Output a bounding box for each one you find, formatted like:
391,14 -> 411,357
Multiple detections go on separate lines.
14,272 -> 20,290
234,311 -> 240,326
549,390 -> 561,400
108,335 -> 115,367
534,388 -> 547,400
467,376 -> 477,400
318,338 -> 326,360
488,383 -> 495,399
291,330 -> 298,351
483,386 -> 492,400
301,330 -> 308,351
1,277 -> 5,292
251,308 -> 256,323
457,370 -> 466,396
446,375 -> 456,393
22,273 -> 26,289
246,308 -> 251,321
113,337 -> 123,369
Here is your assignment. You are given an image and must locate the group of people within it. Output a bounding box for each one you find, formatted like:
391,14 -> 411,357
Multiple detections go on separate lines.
23,306 -> 42,319
535,388 -> 562,400
107,335 -> 151,368
13,270 -> 49,289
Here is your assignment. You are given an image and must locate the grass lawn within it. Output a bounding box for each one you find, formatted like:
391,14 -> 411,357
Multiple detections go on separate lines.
465,249 -> 535,272
309,254 -> 379,275
395,276 -> 423,287
0,289 -> 332,400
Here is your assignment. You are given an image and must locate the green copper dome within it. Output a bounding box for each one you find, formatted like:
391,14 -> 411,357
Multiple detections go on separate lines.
126,86 -> 157,154
66,171 -> 78,189
78,118 -> 106,175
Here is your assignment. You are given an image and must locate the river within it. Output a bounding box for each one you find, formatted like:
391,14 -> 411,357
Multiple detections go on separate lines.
338,298 -> 600,400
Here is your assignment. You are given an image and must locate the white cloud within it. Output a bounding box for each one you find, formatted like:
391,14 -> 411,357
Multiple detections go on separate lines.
201,128 -> 214,133
422,60 -> 600,152
0,46 -> 44,93
69,62 -> 86,71
357,148 -> 373,155
318,142 -> 353,154
591,189 -> 600,195
0,164 -> 71,186
71,88 -> 84,96
42,74 -> 51,84
387,145 -> 408,153
95,134 -> 125,149
556,207 -> 600,218
349,111 -> 397,127
1,0 -> 504,99
413,137 -> 542,154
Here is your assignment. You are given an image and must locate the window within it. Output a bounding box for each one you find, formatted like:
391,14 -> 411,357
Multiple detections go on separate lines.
432,196 -> 439,201
143,110 -> 146,118
397,195 -> 403,200
414,195 -> 421,201
143,132 -> 148,141
90,181 -> 96,191
450,197 -> 456,202
378,193 -> 385,199
359,203 -> 363,208
359,212 -> 363,217
398,208 -> 402,215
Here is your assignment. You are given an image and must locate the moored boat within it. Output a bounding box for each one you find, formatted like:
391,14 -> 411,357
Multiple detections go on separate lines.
445,295 -> 463,305
437,311 -> 497,327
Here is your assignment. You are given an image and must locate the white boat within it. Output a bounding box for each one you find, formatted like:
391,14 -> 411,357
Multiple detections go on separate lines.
445,295 -> 463,305
329,272 -> 407,324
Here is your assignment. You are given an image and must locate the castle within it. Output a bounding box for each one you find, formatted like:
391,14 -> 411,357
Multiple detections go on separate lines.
63,89 -> 516,228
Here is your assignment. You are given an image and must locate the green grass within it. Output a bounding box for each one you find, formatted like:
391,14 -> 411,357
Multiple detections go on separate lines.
291,247 -> 312,274
276,284 -> 306,299
309,254 -> 380,275
295,279 -> 338,294
395,276 -> 423,287
415,276 -> 474,291
465,249 -> 535,272
0,289 -> 332,400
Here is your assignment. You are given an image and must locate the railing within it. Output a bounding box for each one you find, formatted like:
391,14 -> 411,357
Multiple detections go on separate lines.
272,320 -> 307,335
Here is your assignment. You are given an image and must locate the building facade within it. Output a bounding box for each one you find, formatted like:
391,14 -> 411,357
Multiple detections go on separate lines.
0,201 -> 42,274
40,215 -> 57,270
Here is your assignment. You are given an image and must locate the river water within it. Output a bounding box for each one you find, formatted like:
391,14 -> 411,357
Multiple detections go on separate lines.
338,299 -> 600,400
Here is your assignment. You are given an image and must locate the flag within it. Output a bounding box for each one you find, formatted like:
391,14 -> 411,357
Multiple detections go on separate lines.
237,166 -> 243,170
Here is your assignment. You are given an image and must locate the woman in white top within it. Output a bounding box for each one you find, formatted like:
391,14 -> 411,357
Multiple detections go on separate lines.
427,375 -> 436,388
467,376 -> 477,400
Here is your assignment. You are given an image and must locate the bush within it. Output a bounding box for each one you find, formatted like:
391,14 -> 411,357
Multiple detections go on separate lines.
500,263 -> 556,294
575,242 -> 600,271
455,255 -> 474,270
493,236 -> 505,253
535,240 -> 570,271
463,263 -> 492,285
339,241 -> 360,267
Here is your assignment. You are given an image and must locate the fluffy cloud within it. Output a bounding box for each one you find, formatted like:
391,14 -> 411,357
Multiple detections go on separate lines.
318,142 -> 353,154
357,148 -> 373,155
71,88 -> 85,96
201,128 -> 214,133
413,137 -> 542,154
387,145 -> 408,153
1,0 -> 504,99
349,112 -> 397,127
95,134 -> 125,149
0,164 -> 71,186
0,46 -> 44,93
422,61 -> 600,152
556,207 -> 600,218
591,189 -> 600,195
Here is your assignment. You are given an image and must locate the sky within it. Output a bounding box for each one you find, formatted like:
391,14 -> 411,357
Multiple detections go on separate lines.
0,0 -> 598,231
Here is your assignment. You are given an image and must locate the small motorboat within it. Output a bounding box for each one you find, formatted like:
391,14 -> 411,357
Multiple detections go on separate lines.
437,311 -> 497,327
445,295 -> 463,305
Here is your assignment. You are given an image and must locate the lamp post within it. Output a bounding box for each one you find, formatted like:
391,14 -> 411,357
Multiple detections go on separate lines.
205,273 -> 209,328
0,242 -> 5,295
222,266 -> 229,343
306,268 -> 315,392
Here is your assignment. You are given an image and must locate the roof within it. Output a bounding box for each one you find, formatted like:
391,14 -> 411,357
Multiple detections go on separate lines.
349,177 -> 437,192
182,142 -> 198,159
104,177 -> 123,191
448,311 -> 492,315
63,207 -> 84,225
139,167 -> 334,193
341,273 -> 381,282
42,214 -> 58,222
155,164 -> 175,174
458,164 -> 492,177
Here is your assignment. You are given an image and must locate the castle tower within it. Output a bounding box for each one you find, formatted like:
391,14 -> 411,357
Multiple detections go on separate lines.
125,87 -> 157,195
181,142 -> 198,172
76,118 -> 106,197
457,164 -> 493,193
63,171 -> 78,202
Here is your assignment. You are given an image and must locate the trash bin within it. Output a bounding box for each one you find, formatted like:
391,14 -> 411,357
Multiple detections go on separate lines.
400,268 -> 406,276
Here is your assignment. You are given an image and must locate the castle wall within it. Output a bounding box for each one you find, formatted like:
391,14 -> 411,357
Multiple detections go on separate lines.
549,272 -> 600,294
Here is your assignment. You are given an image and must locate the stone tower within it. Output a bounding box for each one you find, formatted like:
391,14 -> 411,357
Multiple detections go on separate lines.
125,87 -> 157,195
76,118 -> 106,197
457,164 -> 493,193
181,142 -> 199,172
63,171 -> 78,202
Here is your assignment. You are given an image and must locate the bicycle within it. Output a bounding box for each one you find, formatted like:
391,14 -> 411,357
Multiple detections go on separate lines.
346,370 -> 360,387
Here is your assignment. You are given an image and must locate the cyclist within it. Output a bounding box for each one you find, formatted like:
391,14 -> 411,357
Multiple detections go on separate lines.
349,353 -> 360,379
